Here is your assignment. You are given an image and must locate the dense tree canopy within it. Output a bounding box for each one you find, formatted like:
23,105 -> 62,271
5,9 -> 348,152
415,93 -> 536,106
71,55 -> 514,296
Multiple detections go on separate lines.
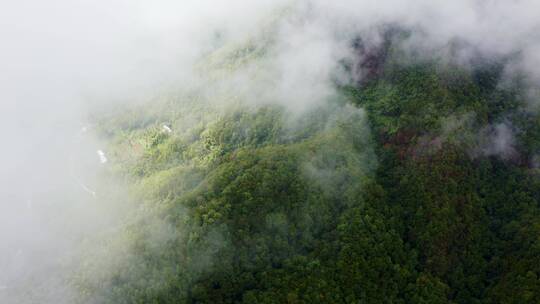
74,34 -> 540,304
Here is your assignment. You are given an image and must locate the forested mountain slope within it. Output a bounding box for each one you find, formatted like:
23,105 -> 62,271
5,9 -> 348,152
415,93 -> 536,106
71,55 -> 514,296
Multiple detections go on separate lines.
74,27 -> 540,304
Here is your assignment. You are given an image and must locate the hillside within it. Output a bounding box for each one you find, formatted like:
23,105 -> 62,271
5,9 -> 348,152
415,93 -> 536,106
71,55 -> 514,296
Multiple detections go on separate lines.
71,25 -> 540,304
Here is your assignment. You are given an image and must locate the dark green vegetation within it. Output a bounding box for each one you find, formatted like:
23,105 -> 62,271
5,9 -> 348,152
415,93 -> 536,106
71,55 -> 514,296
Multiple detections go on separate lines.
76,46 -> 540,303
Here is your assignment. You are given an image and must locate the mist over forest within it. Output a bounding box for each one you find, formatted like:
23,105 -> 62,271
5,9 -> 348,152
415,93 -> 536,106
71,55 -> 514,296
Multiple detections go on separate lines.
2,1 -> 540,303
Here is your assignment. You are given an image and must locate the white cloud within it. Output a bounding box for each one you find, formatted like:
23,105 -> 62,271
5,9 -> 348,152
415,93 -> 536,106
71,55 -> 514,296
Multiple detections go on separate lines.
1,0 -> 539,301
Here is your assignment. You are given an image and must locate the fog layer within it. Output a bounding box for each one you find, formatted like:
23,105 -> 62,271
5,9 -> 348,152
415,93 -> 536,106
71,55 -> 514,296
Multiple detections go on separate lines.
1,0 -> 539,302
